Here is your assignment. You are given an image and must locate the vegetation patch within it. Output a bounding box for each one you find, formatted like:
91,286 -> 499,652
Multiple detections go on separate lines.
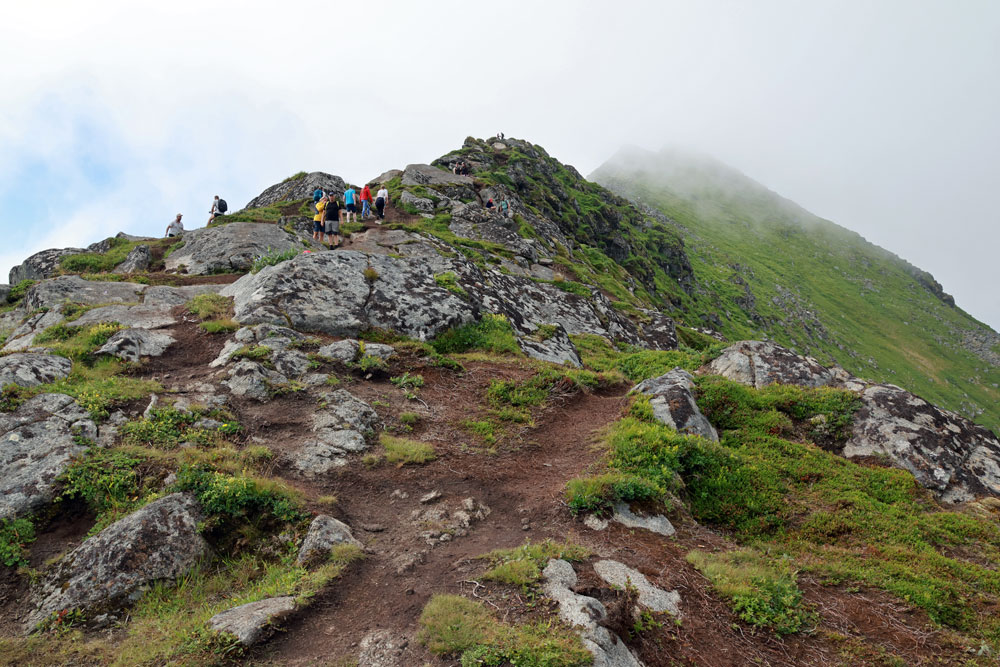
571,333 -> 725,381
58,447 -> 160,533
0,518 -> 37,568
58,238 -> 142,274
431,314 -> 521,356
434,271 -> 468,298
35,321 -> 123,362
251,247 -> 301,273
687,548 -> 815,635
418,594 -> 590,667
564,472 -> 661,515
185,293 -> 232,320
480,540 -> 590,589
380,434 -> 436,466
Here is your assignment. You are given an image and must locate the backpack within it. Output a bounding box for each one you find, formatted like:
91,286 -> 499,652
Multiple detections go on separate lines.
217,199 -> 228,213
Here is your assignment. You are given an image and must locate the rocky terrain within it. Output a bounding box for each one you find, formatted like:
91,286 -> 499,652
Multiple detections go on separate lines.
1,137 -> 999,666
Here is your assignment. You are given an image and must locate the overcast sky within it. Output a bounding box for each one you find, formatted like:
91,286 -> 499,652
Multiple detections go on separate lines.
2,1 -> 998,329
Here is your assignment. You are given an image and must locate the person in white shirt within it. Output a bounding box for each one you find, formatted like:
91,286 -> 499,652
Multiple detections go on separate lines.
165,214 -> 184,237
375,185 -> 389,223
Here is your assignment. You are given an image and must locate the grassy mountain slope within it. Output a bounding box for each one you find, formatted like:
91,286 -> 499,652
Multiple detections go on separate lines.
592,146 -> 1000,433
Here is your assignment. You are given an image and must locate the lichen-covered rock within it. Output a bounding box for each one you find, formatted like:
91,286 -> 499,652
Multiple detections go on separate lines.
638,310 -> 679,351
164,223 -> 307,275
96,329 -> 175,362
23,275 -> 146,311
9,248 -> 86,284
542,559 -> 641,667
0,353 -> 72,389
0,394 -> 97,520
400,190 -> 435,213
113,245 -> 151,273
611,502 -> 676,536
633,369 -> 718,441
0,284 -> 9,303
208,596 -> 296,646
517,325 -> 582,367
401,163 -> 474,188
222,251 -> 477,341
1,310 -> 64,352
701,340 -> 834,388
840,383 -> 1000,503
26,493 -> 208,629
142,284 -> 224,306
291,391 -> 379,474
317,340 -> 359,363
222,361 -> 289,401
317,389 -> 379,433
243,172 -> 347,210
296,515 -> 362,566
67,304 -> 177,330
593,560 -> 681,617
358,630 -> 408,667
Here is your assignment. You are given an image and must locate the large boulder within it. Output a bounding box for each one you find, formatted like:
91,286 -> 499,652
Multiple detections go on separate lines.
222,251 -> 477,341
401,163 -> 474,188
0,353 -> 73,389
67,304 -> 177,330
22,275 -> 146,311
113,245 -> 151,273
516,324 -> 582,367
9,248 -> 85,284
243,172 -> 347,210
96,329 -> 175,362
142,284 -> 225,306
296,515 -> 362,566
840,383 -> 1000,503
164,223 -> 307,275
26,493 -> 208,629
633,369 -> 718,441
0,284 -> 9,303
701,340 -> 835,388
0,394 -> 97,520
208,597 -> 296,646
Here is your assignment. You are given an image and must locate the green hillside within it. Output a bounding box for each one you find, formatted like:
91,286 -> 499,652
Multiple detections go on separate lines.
591,146 -> 1000,433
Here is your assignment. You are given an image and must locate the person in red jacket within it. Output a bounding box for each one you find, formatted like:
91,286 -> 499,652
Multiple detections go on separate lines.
360,184 -> 373,220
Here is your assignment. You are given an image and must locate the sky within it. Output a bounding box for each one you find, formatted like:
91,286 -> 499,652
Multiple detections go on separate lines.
2,1 -> 998,328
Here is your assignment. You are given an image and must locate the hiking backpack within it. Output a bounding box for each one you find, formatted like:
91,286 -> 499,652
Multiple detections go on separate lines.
217,199 -> 228,213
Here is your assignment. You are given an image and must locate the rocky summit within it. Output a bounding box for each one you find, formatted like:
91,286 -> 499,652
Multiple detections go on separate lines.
2,136 -> 1000,666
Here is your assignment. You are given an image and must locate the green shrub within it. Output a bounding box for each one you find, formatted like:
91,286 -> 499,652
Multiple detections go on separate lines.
0,518 -> 36,568
398,412 -> 421,426
58,448 -> 154,531
200,319 -> 239,334
185,293 -> 231,320
7,279 -> 37,304
59,238 -> 139,274
687,549 -> 815,635
120,408 -> 197,449
480,539 -> 589,589
431,314 -> 521,356
173,465 -> 307,530
390,372 -> 424,390
230,345 -> 271,363
354,354 -> 388,375
564,472 -> 661,515
35,321 -> 123,362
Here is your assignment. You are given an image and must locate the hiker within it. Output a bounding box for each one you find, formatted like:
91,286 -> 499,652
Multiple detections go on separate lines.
360,184 -> 373,220
313,188 -> 323,203
325,195 -> 342,248
207,195 -> 226,224
313,193 -> 329,242
375,184 -> 388,222
499,198 -> 511,218
344,186 -> 358,223
485,198 -> 495,210
165,214 -> 184,237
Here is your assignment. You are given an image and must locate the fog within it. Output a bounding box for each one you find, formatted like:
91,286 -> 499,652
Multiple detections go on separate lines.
2,1 -> 998,328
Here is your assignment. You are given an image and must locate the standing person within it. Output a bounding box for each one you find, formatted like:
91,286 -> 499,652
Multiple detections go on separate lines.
165,214 -> 184,237
375,183 -> 389,222
207,195 -> 225,224
326,196 -> 342,247
344,186 -> 358,223
499,198 -> 511,218
360,184 -> 373,220
313,193 -> 328,243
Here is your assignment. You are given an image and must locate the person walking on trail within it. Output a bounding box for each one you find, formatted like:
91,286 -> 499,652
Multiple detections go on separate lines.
165,214 -> 184,237
375,184 -> 388,222
344,186 -> 358,223
499,198 -> 511,218
359,184 -> 373,220
313,193 -> 329,243
326,196 -> 342,248
207,195 -> 226,224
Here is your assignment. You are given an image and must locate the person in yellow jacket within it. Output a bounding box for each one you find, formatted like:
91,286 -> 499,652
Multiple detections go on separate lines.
313,194 -> 328,243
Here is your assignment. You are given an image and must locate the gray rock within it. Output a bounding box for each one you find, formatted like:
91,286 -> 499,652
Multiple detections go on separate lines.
611,502 -> 676,537
1,311 -> 64,353
701,340 -> 834,389
296,515 -> 362,566
222,361 -> 289,401
164,222 -> 307,275
272,349 -> 311,378
222,251 -> 477,341
633,369 -> 718,441
517,324 -> 582,367
400,190 -> 435,213
361,343 -> 395,360
0,353 -> 72,389
113,245 -> 151,273
243,172 -> 347,210
26,493 -> 208,629
96,329 -> 175,362
542,559 -> 641,667
22,275 -> 146,311
9,248 -> 86,285
142,284 -> 224,306
638,310 -> 679,351
317,339 -> 361,363
840,383 -> 1000,503
316,389 -> 379,434
67,304 -> 177,330
0,284 -> 9,303
401,163 -> 474,188
291,435 -> 359,476
0,394 -> 97,520
593,560 -> 682,617
449,212 -> 537,261
358,630 -> 408,667
208,597 -> 296,646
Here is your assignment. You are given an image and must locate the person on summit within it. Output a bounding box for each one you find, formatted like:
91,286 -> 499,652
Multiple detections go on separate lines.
207,195 -> 226,224
375,184 -> 389,222
313,193 -> 329,243
165,214 -> 184,237
344,186 -> 358,223
360,184 -> 373,220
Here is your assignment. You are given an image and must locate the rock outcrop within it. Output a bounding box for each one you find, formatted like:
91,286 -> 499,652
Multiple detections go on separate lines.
26,493 -> 209,629
243,172 -> 347,210
113,245 -> 151,273
592,560 -> 682,617
633,369 -> 718,441
296,515 -> 362,566
292,390 -> 380,475
0,353 -> 73,389
9,248 -> 85,284
164,223 -> 309,275
208,597 -> 296,646
701,340 -> 834,388
0,394 -> 97,520
96,329 -> 175,363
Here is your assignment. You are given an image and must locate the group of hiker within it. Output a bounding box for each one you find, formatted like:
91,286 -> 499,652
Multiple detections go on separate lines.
485,197 -> 512,218
311,183 -> 389,248
165,195 -> 228,237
